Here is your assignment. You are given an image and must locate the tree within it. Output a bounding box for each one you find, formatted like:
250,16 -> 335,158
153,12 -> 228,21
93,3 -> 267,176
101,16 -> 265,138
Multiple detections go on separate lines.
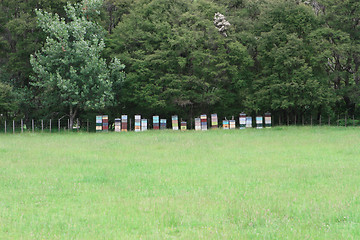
248,1 -> 334,121
30,0 -> 125,128
107,0 -> 252,118
0,81 -> 17,116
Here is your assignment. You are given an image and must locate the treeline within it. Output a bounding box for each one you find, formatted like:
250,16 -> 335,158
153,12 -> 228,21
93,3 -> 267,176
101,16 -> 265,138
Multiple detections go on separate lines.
1,0 -> 359,124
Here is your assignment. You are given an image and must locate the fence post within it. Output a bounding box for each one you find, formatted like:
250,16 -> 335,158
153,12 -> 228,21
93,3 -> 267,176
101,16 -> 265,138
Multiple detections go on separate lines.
77,118 -> 79,132
287,114 -> 289,126
13,120 -> 15,134
345,115 -> 347,127
58,119 -> 60,132
50,119 -> 52,133
302,115 -> 304,126
87,119 -> 89,132
353,115 -> 355,127
32,119 -> 34,133
41,119 -> 44,132
21,119 -> 23,133
4,120 -> 6,134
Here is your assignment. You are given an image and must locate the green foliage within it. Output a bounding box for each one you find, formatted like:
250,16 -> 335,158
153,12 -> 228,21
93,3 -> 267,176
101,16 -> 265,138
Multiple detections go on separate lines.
107,0 -> 252,117
0,82 -> 17,114
251,2 -> 335,114
30,0 -> 125,125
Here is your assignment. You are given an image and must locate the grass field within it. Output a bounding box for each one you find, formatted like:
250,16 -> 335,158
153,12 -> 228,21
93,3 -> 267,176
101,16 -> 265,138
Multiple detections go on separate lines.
1,127 -> 360,239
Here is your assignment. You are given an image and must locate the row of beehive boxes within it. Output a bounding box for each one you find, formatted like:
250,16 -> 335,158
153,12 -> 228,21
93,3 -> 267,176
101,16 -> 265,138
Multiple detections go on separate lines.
96,113 -> 271,131
97,115 -> 186,132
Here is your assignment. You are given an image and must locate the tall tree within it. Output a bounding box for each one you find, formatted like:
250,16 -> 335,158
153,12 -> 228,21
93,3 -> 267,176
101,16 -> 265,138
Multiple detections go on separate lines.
107,0 -> 252,118
249,1 -> 334,121
30,0 -> 125,128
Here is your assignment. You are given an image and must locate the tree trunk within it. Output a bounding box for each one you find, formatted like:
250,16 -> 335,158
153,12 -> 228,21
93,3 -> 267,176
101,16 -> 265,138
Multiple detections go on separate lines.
69,106 -> 78,130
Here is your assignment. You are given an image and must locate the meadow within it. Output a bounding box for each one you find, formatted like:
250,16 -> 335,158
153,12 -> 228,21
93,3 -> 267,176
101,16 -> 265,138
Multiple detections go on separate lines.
1,127 -> 360,239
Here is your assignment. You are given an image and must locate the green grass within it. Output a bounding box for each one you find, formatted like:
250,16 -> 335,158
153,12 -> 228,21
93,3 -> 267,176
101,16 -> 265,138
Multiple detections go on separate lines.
1,127 -> 360,239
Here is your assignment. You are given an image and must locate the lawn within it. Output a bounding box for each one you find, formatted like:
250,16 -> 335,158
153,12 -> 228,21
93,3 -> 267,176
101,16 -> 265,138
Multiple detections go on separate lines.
1,127 -> 360,239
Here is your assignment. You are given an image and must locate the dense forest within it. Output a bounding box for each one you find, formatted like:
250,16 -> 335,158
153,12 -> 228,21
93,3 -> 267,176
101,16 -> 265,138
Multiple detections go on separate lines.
0,0 -> 359,126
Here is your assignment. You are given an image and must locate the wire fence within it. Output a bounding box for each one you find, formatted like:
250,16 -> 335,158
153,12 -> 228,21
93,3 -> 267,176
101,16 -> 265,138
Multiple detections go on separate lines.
0,114 -> 359,134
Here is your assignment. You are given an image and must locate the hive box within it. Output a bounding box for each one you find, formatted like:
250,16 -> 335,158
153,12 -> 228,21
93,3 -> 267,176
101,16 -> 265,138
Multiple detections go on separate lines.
229,120 -> 236,129
265,113 -> 271,128
181,122 -> 187,131
115,118 -> 121,132
195,118 -> 201,131
239,113 -> 246,129
172,115 -> 179,130
121,115 -> 128,132
246,117 -> 252,128
223,120 -> 229,129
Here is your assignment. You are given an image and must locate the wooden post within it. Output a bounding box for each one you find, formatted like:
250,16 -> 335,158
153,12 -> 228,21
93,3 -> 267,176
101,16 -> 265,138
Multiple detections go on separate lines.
4,120 -> 6,134
50,119 -> 52,133
337,114 -> 339,126
41,120 -> 44,132
287,114 -> 289,126
328,116 -> 331,126
319,115 -> 322,126
32,119 -> 34,133
58,119 -> 60,132
353,115 -> 355,127
77,118 -> 79,132
87,119 -> 89,132
310,115 -> 313,127
279,115 -> 281,126
21,119 -> 23,133
302,115 -> 304,126
13,120 -> 15,134
345,115 -> 347,127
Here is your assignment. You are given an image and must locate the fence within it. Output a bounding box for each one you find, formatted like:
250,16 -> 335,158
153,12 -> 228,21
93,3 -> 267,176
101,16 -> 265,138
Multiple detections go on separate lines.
0,113 -> 359,134
0,118 -> 93,133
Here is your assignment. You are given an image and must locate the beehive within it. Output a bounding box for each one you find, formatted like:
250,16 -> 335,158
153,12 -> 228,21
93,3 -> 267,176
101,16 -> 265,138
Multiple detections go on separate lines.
115,118 -> 121,132
200,114 -> 207,131
121,115 -> 128,132
141,119 -> 147,131
160,119 -> 167,130
256,116 -> 263,129
172,115 -> 179,130
223,120 -> 229,129
211,114 -> 218,128
195,118 -> 201,131
229,120 -> 236,129
135,115 -> 141,132
181,121 -> 187,131
246,116 -> 252,128
265,113 -> 272,128
102,115 -> 109,132
239,113 -> 246,129
153,116 -> 159,130
96,115 -> 103,132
